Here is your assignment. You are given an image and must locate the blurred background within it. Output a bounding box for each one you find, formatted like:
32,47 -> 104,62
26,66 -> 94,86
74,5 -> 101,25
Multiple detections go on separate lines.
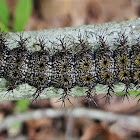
0,0 -> 140,140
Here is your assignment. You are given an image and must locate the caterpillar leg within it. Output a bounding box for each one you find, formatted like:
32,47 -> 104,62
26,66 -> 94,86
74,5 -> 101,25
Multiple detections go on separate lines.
100,85 -> 114,104
82,88 -> 98,107
55,88 -> 73,109
4,84 -> 17,98
32,88 -> 43,103
121,84 -> 130,102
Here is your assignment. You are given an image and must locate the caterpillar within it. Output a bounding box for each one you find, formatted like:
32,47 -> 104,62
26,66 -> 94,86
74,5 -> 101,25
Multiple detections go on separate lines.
0,29 -> 140,107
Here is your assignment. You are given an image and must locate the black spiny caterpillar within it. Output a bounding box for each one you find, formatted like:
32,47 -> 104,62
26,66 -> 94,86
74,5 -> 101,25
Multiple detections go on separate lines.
0,30 -> 140,107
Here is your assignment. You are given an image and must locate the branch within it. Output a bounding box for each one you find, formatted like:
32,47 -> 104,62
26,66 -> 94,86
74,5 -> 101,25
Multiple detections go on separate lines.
0,108 -> 140,131
0,18 -> 140,101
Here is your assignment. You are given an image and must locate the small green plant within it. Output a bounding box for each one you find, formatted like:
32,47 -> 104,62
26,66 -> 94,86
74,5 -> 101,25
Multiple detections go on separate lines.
15,100 -> 30,112
0,0 -> 33,32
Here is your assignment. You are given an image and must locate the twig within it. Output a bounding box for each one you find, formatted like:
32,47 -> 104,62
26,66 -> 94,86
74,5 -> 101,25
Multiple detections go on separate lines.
0,18 -> 140,101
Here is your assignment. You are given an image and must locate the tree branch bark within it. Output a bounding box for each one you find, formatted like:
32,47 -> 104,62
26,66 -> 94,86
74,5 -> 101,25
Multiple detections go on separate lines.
0,18 -> 140,101
0,108 -> 140,131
